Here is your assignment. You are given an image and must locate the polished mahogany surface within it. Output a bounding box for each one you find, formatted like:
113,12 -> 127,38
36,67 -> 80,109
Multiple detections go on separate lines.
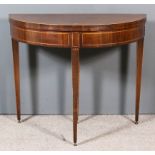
9,14 -> 146,47
9,14 -> 146,145
9,14 -> 146,31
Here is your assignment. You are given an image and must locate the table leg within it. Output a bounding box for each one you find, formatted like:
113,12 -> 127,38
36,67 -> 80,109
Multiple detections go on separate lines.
135,38 -> 144,124
12,39 -> 21,123
71,47 -> 80,146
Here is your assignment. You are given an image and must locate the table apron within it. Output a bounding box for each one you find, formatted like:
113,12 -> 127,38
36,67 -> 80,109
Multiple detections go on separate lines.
10,25 -> 145,48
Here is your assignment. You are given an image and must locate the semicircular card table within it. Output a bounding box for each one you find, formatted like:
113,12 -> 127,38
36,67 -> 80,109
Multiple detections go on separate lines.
9,14 -> 146,146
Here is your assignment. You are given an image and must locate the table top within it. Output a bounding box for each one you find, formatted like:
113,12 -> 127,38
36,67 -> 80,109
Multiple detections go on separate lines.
9,14 -> 146,48
9,14 -> 146,32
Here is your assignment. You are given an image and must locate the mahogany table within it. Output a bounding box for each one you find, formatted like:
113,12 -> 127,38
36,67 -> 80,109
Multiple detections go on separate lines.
9,14 -> 146,146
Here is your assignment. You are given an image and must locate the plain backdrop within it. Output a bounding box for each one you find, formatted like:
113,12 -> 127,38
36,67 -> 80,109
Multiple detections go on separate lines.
0,4 -> 155,114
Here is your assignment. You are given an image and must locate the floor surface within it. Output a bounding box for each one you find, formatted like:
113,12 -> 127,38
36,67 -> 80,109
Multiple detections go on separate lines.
0,115 -> 155,150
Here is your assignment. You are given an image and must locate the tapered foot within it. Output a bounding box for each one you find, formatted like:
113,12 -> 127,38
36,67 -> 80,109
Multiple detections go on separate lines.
135,39 -> 144,127
72,44 -> 80,148
12,39 -> 21,126
18,120 -> 21,123
74,143 -> 77,146
135,121 -> 138,124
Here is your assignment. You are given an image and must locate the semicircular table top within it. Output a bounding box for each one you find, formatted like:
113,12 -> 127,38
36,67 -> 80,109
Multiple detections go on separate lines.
9,14 -> 146,32
9,14 -> 146,48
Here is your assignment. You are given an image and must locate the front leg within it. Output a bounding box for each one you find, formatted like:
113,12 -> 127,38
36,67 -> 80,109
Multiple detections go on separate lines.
71,32 -> 80,146
135,38 -> 144,124
72,47 -> 80,146
12,39 -> 21,123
